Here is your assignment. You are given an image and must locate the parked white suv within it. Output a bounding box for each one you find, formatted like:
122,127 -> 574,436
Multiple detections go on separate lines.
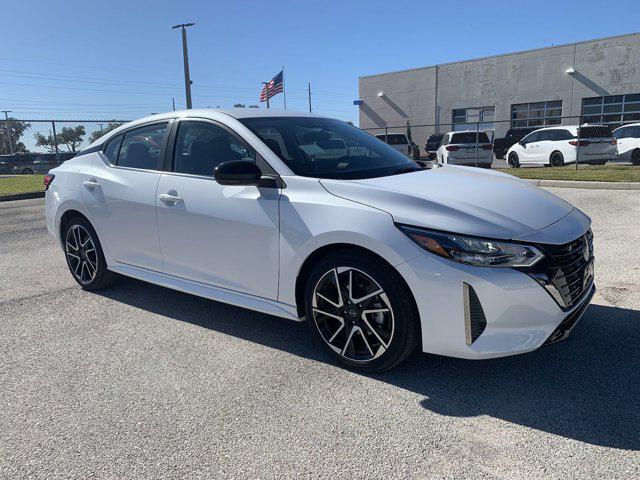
375,133 -> 410,155
507,125 -> 617,167
613,123 -> 640,165
45,109 -> 595,372
435,131 -> 493,167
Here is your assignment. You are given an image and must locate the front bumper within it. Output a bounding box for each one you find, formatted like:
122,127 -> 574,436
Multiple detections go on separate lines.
396,245 -> 594,360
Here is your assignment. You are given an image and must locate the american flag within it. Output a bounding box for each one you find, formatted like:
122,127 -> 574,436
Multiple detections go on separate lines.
260,70 -> 284,102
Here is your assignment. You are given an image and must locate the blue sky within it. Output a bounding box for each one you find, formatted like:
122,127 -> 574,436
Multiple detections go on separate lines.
1,0 -> 638,124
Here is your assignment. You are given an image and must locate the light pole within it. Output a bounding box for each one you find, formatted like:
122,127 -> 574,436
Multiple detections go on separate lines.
2,110 -> 14,154
172,22 -> 195,109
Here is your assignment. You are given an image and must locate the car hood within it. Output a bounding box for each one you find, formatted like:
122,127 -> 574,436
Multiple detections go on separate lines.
319,165 -> 576,241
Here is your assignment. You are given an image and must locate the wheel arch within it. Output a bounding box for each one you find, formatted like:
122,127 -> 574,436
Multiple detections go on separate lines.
58,209 -> 93,249
294,243 -> 419,323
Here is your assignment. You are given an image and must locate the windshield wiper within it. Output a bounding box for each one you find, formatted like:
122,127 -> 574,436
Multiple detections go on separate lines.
389,165 -> 424,176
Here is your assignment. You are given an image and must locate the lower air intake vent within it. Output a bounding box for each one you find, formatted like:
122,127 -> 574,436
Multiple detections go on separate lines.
463,283 -> 487,345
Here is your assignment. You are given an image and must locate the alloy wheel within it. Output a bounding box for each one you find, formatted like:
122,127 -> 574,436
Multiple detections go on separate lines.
312,267 -> 395,363
65,224 -> 98,284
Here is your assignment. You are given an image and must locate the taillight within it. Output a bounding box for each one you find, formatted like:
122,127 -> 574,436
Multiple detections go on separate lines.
44,174 -> 55,191
611,139 -> 617,145
569,140 -> 590,147
481,144 -> 493,150
446,145 -> 459,152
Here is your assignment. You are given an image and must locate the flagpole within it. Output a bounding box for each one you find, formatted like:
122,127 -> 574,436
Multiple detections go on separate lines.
282,66 -> 287,110
262,81 -> 270,109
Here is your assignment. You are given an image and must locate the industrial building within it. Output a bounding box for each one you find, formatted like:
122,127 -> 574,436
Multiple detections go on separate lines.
357,32 -> 640,147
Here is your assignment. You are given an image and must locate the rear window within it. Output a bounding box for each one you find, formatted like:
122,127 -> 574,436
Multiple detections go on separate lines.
450,132 -> 490,144
426,134 -> 444,147
376,134 -> 408,145
578,126 -> 613,139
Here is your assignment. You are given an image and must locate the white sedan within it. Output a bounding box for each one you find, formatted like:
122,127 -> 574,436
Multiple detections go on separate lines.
45,109 -> 595,371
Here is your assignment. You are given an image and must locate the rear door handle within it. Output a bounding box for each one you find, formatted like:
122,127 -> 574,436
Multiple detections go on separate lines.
158,193 -> 184,204
83,179 -> 101,189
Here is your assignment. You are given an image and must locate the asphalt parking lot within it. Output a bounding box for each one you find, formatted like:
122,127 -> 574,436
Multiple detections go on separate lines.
1,190 -> 639,479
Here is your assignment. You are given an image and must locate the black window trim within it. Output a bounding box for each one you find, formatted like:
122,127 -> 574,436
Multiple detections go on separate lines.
163,117 -> 280,183
98,119 -> 174,173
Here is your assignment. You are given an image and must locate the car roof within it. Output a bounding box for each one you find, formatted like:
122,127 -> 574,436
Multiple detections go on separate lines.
613,122 -> 640,130
86,108 -> 330,148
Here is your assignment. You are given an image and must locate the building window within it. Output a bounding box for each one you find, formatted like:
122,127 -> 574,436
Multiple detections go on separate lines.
511,101 -> 562,127
581,93 -> 640,125
452,106 -> 495,132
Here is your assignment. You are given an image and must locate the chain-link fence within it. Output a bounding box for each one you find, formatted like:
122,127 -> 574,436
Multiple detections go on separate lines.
363,114 -> 640,176
0,119 -> 128,197
2,113 -> 640,197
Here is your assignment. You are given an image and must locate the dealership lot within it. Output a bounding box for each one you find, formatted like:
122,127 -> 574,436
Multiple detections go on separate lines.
1,190 -> 639,479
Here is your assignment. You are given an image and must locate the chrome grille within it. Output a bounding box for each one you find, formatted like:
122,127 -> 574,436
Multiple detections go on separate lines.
526,229 -> 594,310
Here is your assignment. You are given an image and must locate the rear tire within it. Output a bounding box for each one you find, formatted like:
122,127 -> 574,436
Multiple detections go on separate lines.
507,152 -> 520,168
550,151 -> 564,167
632,149 -> 640,166
62,216 -> 117,291
305,251 -> 420,373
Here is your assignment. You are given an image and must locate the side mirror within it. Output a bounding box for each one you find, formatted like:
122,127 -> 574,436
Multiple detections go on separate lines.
214,160 -> 262,186
519,141 -> 526,147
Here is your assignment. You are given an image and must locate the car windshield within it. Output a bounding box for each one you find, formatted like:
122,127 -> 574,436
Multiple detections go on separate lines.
240,117 -> 423,179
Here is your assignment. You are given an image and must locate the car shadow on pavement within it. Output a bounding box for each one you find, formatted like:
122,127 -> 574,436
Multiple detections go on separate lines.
98,277 -> 639,451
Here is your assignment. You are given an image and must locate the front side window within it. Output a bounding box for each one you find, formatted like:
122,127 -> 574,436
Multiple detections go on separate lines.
173,121 -> 255,177
241,117 -> 421,180
118,123 -> 167,170
522,131 -> 540,144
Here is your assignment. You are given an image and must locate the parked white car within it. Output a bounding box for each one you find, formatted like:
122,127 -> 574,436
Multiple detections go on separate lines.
375,133 -> 410,155
435,131 -> 493,167
613,123 -> 640,165
507,125 -> 617,167
45,109 -> 595,372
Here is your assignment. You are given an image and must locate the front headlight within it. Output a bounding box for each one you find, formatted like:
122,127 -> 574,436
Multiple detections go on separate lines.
398,225 -> 544,268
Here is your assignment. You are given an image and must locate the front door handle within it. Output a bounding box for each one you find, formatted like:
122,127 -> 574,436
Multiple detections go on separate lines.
83,179 -> 101,189
158,193 -> 184,204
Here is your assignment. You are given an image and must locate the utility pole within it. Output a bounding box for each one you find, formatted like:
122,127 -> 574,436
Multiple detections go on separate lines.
307,83 -> 312,113
172,97 -> 176,111
2,110 -> 14,154
172,22 -> 195,109
262,82 -> 270,109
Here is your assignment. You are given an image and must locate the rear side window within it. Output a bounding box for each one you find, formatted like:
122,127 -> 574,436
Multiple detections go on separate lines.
118,123 -> 168,170
103,134 -> 123,164
450,132 -> 490,144
578,126 -> 614,139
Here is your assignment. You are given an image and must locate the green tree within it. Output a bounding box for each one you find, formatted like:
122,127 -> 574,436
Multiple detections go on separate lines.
234,103 -> 246,108
58,125 -> 85,152
89,122 -> 122,143
0,118 -> 30,154
346,120 -> 354,125
248,105 -> 259,108
34,132 -> 57,153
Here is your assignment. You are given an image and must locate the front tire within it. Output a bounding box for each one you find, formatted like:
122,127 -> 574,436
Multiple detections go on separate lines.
507,151 -> 520,168
550,151 -> 564,167
63,217 -> 117,290
305,251 -> 420,373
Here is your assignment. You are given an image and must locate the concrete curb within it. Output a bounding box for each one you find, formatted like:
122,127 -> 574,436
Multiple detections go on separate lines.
0,191 -> 45,202
527,179 -> 640,190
